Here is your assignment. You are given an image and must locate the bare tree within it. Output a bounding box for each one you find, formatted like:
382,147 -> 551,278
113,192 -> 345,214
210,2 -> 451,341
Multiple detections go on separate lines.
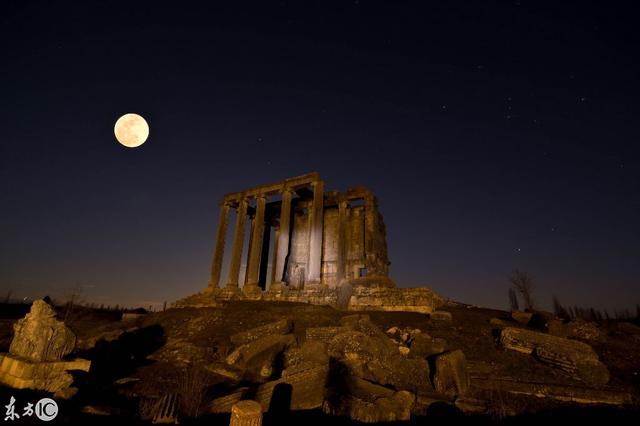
63,283 -> 88,324
552,296 -> 569,320
508,288 -> 519,311
509,269 -> 535,311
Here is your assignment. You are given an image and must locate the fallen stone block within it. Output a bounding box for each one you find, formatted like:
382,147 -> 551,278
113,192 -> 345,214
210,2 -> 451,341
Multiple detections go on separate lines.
363,354 -> 432,394
0,353 -> 90,396
511,310 -> 533,325
433,349 -> 470,397
566,319 -> 603,341
152,393 -> 179,424
471,377 -> 632,405
230,318 -> 293,346
226,334 -> 296,382
10,300 -> 76,362
230,400 -> 262,426
339,314 -> 398,353
256,364 -> 329,411
324,377 -> 415,423
328,330 -> 396,362
409,334 -> 447,358
305,326 -> 348,343
455,396 -> 488,414
546,319 -> 569,338
207,387 -> 250,413
283,340 -> 329,376
500,327 -> 609,386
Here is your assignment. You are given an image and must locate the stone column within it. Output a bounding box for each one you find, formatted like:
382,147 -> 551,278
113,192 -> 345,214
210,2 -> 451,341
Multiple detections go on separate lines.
307,180 -> 324,284
226,197 -> 248,288
245,194 -> 267,289
229,400 -> 262,426
364,194 -> 378,275
336,198 -> 348,284
273,188 -> 293,285
208,201 -> 230,291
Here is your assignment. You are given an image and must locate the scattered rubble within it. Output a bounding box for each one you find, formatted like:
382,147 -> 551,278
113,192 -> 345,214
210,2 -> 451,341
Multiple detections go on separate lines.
500,327 -> 610,386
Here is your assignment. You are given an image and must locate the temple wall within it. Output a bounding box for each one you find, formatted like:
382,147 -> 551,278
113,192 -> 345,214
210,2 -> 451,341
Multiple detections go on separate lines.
287,206 -> 309,289
321,207 -> 339,287
345,206 -> 365,280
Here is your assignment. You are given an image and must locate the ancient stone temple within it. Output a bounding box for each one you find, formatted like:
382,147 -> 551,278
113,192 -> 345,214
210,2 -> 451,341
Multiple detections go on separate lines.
177,173 -> 441,313
207,172 -> 394,295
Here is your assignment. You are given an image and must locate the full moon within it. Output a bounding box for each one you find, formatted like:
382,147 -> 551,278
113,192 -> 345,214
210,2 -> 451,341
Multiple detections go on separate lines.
114,113 -> 149,148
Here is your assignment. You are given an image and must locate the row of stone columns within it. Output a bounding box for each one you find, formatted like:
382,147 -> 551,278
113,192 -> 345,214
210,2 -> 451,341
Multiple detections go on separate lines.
208,181 -> 325,292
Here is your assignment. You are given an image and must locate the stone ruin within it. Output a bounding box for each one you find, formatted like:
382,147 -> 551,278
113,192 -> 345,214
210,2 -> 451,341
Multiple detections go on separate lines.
177,172 -> 442,312
205,314 -> 472,423
0,299 -> 90,397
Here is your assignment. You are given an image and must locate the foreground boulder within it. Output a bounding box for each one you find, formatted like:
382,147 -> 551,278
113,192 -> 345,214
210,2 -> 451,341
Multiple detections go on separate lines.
230,318 -> 293,346
0,300 -> 90,396
432,349 -> 470,397
226,334 -> 296,382
409,334 -> 447,358
324,376 -> 415,423
10,299 -> 76,361
500,327 -> 609,386
208,364 -> 329,412
362,354 -> 432,393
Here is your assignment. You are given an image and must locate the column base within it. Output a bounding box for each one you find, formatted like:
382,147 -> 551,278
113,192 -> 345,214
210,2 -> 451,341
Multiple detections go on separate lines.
267,281 -> 288,292
243,284 -> 264,300
216,286 -> 243,300
303,281 -> 325,291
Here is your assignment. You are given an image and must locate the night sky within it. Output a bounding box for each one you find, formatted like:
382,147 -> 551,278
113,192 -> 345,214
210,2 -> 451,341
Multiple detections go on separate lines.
1,1 -> 639,312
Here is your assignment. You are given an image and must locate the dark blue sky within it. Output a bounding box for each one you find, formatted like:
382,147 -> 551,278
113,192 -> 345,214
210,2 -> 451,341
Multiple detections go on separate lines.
1,1 -> 638,311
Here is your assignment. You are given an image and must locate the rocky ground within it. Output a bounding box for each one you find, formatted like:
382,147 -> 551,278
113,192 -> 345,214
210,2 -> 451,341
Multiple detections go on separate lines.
0,300 -> 639,424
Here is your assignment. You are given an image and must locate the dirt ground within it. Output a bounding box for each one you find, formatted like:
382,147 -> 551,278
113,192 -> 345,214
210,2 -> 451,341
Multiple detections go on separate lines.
1,300 -> 639,424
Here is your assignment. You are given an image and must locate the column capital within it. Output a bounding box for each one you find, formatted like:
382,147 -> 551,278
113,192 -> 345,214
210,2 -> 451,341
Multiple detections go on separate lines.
281,186 -> 295,195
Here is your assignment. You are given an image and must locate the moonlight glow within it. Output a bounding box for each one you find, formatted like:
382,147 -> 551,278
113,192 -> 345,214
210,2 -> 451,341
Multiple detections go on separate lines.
114,113 -> 149,148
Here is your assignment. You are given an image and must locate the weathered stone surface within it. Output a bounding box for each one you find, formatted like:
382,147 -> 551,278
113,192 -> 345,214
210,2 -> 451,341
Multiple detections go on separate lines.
230,400 -> 262,426
500,327 -> 609,386
362,354 -> 432,393
283,340 -> 329,376
433,349 -> 470,397
409,334 -> 447,359
430,311 -> 453,322
0,354 -> 74,393
455,397 -> 488,414
209,364 -> 329,413
230,318 -> 293,346
259,364 -> 329,411
324,377 -> 415,423
0,301 -> 90,397
9,300 -> 76,362
546,319 -> 569,337
207,387 -> 250,413
305,326 -> 348,343
226,334 -> 296,382
472,377 -> 632,405
327,330 -> 393,362
152,393 -> 179,424
348,287 -> 443,313
511,310 -> 533,325
566,319 -> 603,341
339,314 -> 398,353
